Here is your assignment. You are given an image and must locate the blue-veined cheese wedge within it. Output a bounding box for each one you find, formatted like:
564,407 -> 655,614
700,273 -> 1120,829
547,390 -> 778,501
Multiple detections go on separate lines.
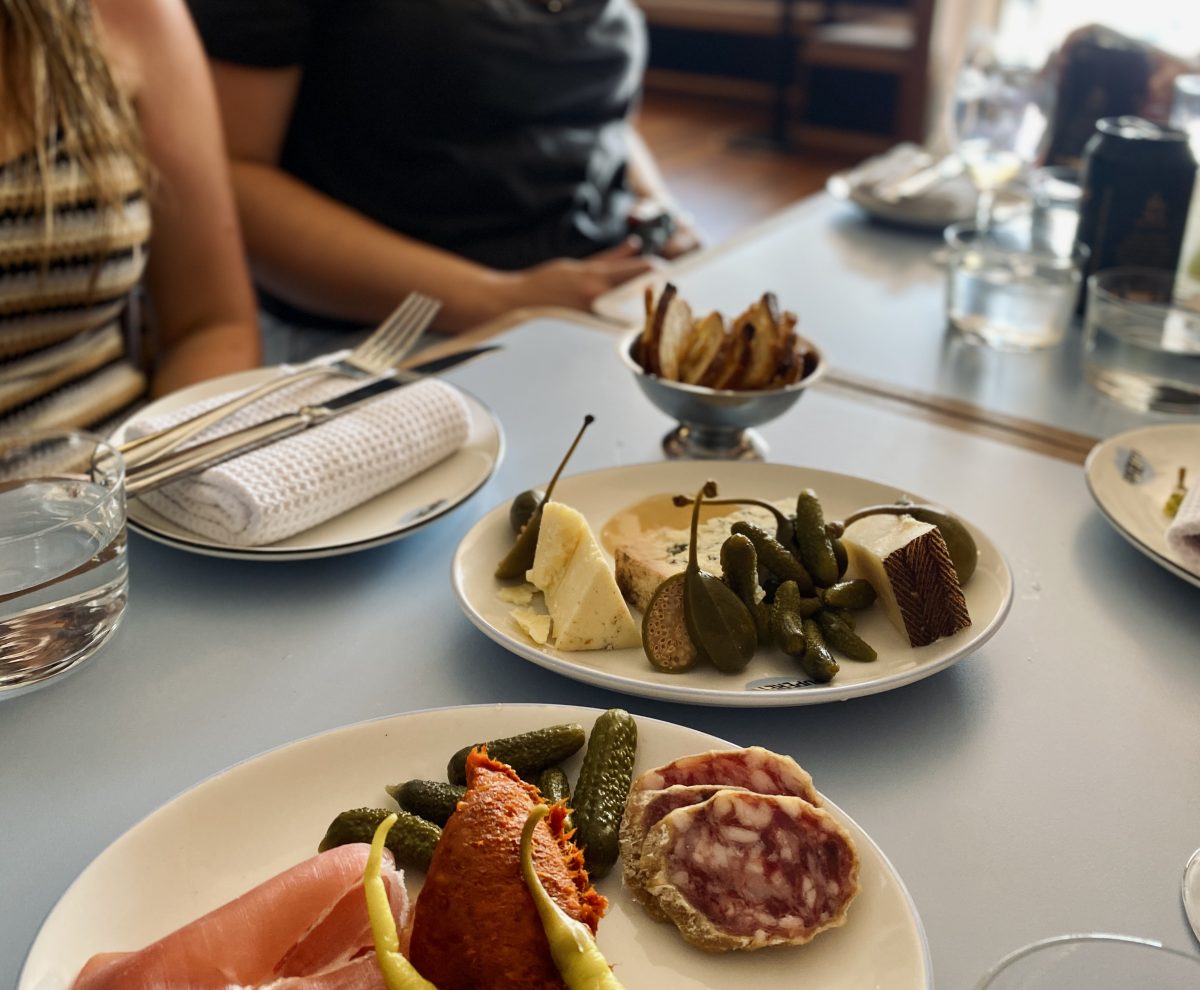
527,502 -> 642,651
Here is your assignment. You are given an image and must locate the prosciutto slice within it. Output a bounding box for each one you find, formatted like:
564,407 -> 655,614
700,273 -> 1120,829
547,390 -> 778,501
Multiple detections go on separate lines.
72,844 -> 407,989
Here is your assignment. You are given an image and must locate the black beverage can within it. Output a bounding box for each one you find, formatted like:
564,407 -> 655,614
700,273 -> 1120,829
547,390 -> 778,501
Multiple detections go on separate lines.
1075,116 -> 1198,308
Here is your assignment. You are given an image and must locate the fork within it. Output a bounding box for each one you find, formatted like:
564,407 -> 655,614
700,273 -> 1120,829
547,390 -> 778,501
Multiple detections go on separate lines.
119,293 -> 441,468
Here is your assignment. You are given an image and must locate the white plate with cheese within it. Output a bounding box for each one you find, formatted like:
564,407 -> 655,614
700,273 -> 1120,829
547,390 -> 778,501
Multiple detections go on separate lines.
451,461 -> 1013,707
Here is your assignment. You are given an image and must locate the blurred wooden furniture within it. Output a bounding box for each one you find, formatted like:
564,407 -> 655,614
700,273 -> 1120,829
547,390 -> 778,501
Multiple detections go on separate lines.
638,0 -> 937,152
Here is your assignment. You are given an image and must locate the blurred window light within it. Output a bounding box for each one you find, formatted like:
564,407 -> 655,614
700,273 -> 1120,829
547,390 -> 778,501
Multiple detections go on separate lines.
997,0 -> 1200,64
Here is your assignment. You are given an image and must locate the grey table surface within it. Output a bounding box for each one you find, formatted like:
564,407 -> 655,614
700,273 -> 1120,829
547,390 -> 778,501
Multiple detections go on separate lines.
4,316 -> 1199,989
595,193 -> 1199,439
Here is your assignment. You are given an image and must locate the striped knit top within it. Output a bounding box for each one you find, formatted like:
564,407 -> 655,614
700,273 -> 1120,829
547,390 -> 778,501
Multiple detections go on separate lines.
0,136 -> 151,432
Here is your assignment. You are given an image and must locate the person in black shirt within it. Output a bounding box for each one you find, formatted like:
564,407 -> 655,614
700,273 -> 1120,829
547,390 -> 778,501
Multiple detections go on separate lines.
186,0 -> 699,334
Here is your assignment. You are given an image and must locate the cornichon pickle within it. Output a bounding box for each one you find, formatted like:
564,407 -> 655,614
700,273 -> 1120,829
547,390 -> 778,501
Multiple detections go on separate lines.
571,708 -> 637,879
319,807 -> 441,870
828,606 -> 857,630
831,536 -> 848,579
721,533 -> 758,605
721,534 -> 771,646
793,490 -> 840,587
447,723 -> 586,786
386,779 -> 465,827
537,766 -> 572,806
730,520 -> 814,592
821,579 -> 877,610
536,766 -> 575,834
800,618 -> 839,683
816,609 -> 878,662
770,580 -> 808,656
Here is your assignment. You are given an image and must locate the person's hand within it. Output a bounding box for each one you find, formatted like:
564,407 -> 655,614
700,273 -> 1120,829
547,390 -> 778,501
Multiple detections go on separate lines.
501,238 -> 657,313
660,218 -> 702,260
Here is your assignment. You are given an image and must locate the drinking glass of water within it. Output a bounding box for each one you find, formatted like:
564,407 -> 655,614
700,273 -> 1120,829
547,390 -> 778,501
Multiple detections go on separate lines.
952,45 -> 1051,230
0,430 -> 128,698
1083,268 -> 1200,413
975,934 -> 1200,989
944,216 -> 1086,351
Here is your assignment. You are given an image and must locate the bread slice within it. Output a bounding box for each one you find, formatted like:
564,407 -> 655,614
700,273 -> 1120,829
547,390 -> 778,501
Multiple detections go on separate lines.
678,311 -> 726,385
731,296 -> 783,390
656,293 -> 695,381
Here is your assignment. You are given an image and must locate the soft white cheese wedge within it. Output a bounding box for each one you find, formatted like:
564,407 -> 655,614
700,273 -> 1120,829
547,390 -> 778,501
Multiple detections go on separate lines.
527,501 -> 641,651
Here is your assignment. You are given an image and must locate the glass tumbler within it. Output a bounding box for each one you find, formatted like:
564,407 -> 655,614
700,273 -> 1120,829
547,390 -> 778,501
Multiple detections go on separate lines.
1029,165 -> 1082,257
1083,268 -> 1200,413
944,217 -> 1086,350
0,430 -> 128,698
974,934 -> 1200,990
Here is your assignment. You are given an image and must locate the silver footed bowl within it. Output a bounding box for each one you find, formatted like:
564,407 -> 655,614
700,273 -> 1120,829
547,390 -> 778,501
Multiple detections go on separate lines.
618,327 -> 825,461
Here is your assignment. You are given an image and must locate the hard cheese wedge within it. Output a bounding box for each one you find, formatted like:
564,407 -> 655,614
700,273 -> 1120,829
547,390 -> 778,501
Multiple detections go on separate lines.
841,513 -> 970,647
527,501 -> 642,651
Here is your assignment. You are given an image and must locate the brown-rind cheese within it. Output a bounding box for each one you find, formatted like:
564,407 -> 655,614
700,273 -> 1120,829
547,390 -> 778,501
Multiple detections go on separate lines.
841,513 -> 971,647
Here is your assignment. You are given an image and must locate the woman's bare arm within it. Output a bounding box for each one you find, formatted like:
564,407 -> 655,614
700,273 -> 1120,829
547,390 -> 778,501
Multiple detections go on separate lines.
208,61 -> 652,333
95,0 -> 261,396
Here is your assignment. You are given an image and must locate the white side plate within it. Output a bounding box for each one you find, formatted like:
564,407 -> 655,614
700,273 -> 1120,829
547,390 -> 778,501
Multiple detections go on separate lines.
111,368 -> 503,561
1085,423 -> 1200,587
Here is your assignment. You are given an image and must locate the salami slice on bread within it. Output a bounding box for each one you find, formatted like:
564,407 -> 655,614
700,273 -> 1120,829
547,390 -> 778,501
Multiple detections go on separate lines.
620,748 -> 857,952
637,791 -> 860,952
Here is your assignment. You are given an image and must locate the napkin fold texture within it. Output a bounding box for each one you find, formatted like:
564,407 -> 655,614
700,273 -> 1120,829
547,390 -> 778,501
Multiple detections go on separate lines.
1166,482 -> 1200,574
126,368 -> 471,546
840,144 -> 975,219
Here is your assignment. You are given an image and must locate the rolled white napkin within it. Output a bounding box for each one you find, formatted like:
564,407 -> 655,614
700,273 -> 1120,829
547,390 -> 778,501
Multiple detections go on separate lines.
125,370 -> 471,546
1165,482 -> 1200,574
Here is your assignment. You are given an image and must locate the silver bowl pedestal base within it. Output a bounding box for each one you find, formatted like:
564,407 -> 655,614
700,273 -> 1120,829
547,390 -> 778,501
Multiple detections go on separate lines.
662,424 -> 768,461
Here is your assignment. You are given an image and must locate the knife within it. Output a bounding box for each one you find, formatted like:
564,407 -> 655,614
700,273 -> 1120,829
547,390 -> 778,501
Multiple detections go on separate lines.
124,345 -> 499,496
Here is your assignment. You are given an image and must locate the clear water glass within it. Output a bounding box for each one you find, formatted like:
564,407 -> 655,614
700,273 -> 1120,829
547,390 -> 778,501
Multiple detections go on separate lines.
1083,268 -> 1200,413
944,217 -> 1086,351
974,934 -> 1200,989
1029,165 -> 1082,257
951,48 -> 1050,229
0,430 -> 128,698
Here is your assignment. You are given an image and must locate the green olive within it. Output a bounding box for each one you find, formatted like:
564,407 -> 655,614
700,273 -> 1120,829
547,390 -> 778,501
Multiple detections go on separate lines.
509,489 -> 545,534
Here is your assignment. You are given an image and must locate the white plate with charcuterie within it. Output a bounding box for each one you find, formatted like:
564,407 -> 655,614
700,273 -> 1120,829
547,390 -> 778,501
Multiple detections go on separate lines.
21,704 -> 931,990
452,461 -> 1013,707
